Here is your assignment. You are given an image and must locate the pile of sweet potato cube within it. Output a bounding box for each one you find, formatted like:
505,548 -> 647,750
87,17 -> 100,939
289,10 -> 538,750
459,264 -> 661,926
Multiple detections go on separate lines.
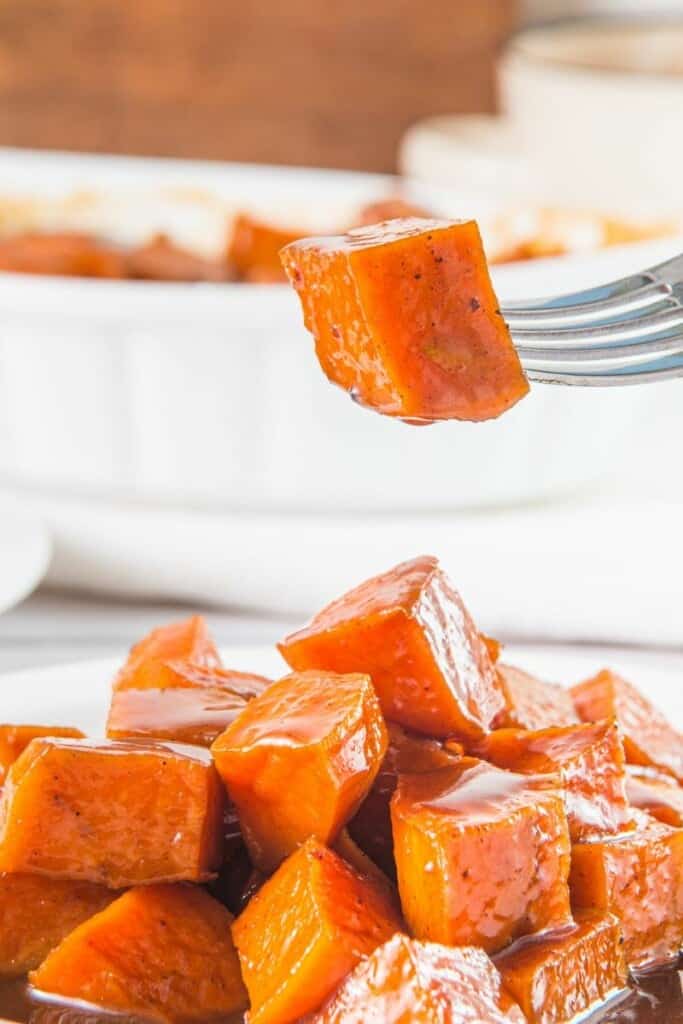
1,555 -> 682,1024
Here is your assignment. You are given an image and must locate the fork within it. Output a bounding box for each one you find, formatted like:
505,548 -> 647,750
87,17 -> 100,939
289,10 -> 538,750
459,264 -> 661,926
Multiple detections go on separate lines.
503,252 -> 683,385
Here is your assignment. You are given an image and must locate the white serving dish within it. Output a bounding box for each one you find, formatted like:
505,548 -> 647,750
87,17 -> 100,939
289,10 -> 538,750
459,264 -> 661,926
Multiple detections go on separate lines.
0,147 -> 681,515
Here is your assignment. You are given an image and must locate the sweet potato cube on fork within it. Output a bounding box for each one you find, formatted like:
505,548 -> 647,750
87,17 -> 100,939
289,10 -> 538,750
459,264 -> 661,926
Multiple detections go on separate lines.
311,934 -> 525,1023
495,664 -> 579,731
0,738 -> 224,888
280,217 -> 529,422
113,614 -> 221,691
107,665 -> 270,747
0,725 -> 84,786
30,884 -> 247,1022
571,669 -> 683,783
0,873 -> 116,975
570,810 -> 683,968
279,555 -> 503,740
391,758 -> 572,953
211,670 -> 387,872
477,720 -> 633,841
494,911 -> 627,1024
232,838 -> 402,1024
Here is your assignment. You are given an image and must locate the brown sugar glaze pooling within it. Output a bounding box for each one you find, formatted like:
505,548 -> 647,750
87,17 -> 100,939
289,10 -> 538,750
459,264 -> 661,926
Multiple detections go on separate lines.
2,966 -> 683,1022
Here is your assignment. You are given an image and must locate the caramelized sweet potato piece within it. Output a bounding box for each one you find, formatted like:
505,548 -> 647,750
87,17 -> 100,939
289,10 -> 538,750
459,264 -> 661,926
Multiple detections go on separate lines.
279,556 -> 503,740
348,721 -> 460,877
211,669 -> 387,872
310,934 -> 525,1023
392,758 -> 571,953
494,911 -> 627,1024
228,213 -> 302,282
626,771 -> 683,827
0,737 -> 224,888
571,669 -> 683,783
280,217 -> 529,422
477,720 -> 632,841
113,615 -> 221,692
0,873 -> 115,975
107,665 -> 269,747
232,838 -> 402,1024
30,884 -> 247,1021
0,725 -> 84,786
0,232 -> 128,278
351,197 -> 436,227
495,665 -> 579,731
570,810 -> 683,968
127,233 -> 231,282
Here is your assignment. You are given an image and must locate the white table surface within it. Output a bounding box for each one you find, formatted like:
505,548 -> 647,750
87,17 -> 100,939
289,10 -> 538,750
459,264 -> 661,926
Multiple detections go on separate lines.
0,588 -> 296,674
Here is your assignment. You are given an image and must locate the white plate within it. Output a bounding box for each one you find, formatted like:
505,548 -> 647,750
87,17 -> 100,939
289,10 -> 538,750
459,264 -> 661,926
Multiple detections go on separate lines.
0,496 -> 50,615
1,644 -> 681,736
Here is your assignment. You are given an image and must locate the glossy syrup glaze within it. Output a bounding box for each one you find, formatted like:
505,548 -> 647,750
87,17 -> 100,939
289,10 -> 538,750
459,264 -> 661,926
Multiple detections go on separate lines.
2,964 -> 683,1022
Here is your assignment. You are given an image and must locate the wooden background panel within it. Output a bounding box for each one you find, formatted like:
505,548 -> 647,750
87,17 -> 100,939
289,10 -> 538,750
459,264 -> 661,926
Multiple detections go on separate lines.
0,0 -> 517,170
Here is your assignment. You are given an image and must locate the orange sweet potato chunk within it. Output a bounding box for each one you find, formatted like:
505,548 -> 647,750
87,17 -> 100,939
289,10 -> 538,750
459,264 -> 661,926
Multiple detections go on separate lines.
0,873 -> 116,975
311,934 -> 526,1023
279,555 -> 503,740
626,771 -> 683,827
113,615 -> 221,691
232,838 -> 402,1024
30,884 -> 247,1022
348,721 -> 460,877
0,725 -> 84,786
494,911 -> 627,1024
391,758 -> 572,954
495,665 -> 579,731
211,670 -> 387,872
571,669 -> 683,783
570,810 -> 683,968
280,217 -> 529,422
0,738 -> 224,888
107,665 -> 269,747
477,720 -> 633,841
228,213 -> 302,282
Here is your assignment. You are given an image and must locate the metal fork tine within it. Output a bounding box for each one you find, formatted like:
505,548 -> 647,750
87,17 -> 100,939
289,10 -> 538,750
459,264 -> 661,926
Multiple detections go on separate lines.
519,332 -> 683,369
511,307 -> 683,349
503,252 -> 683,329
526,362 -> 683,386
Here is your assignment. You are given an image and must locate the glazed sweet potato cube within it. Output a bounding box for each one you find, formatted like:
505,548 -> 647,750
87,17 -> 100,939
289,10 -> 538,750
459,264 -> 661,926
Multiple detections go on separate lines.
279,555 -> 503,740
107,665 -> 270,747
570,810 -> 683,968
495,665 -> 579,731
626,771 -> 683,827
310,934 -> 525,1023
0,737 -> 224,888
232,838 -> 402,1024
0,725 -> 84,786
228,212 -> 301,282
0,873 -> 116,975
113,615 -> 221,691
211,670 -> 387,872
348,721 -> 460,877
30,884 -> 247,1021
494,911 -> 627,1024
391,758 -> 572,953
281,218 -> 529,422
477,720 -> 633,841
571,669 -> 683,783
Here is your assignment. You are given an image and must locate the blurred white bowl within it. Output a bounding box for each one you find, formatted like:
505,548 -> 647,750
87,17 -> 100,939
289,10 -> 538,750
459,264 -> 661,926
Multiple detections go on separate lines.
0,148 -> 681,515
500,17 -> 683,210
